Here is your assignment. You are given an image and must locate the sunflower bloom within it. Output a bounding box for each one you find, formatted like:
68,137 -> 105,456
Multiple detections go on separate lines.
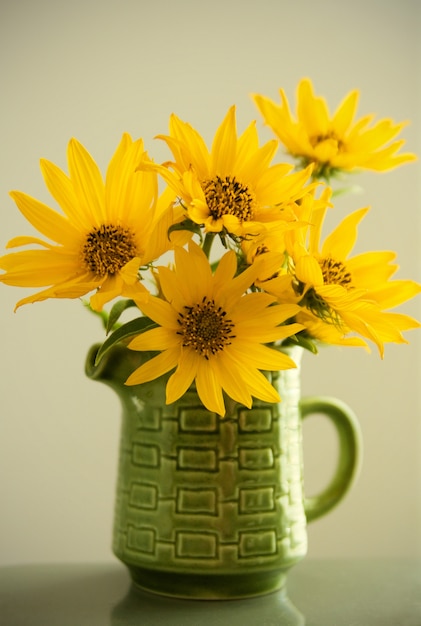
126,242 -> 304,416
252,78 -> 416,178
263,203 -> 421,356
0,134 -> 179,311
142,106 -> 314,237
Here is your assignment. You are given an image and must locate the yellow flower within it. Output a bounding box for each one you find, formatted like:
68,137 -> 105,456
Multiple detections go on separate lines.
263,203 -> 421,356
252,78 -> 416,177
126,242 -> 304,416
244,186 -> 332,282
0,134 -> 179,311
144,106 -> 314,236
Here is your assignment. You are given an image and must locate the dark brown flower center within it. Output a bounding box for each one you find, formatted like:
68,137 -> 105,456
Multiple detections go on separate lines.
201,175 -> 255,222
82,224 -> 138,277
320,257 -> 352,288
177,297 -> 236,359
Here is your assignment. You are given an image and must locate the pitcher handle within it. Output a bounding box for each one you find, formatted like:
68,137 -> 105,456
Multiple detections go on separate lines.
300,395 -> 362,522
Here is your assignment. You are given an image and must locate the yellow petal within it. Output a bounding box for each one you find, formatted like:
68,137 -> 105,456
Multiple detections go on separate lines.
90,275 -> 128,311
166,349 -> 200,404
212,356 -> 253,408
332,90 -> 359,135
40,158 -> 91,232
214,249 -> 237,289
195,358 -> 226,416
67,138 -> 106,225
235,364 -> 280,404
236,121 -> 259,166
125,348 -> 179,385
313,138 -> 339,162
130,326 -> 179,351
167,114 -> 210,179
6,236 -> 54,249
136,295 -> 178,328
210,105 -> 237,175
226,342 -> 297,371
0,248 -> 80,286
297,78 -> 330,137
9,191 -> 80,247
13,273 -> 96,310
175,243 -> 212,304
236,135 -> 278,182
370,280 -> 421,310
322,207 -> 369,260
105,134 -> 153,223
295,254 -> 324,285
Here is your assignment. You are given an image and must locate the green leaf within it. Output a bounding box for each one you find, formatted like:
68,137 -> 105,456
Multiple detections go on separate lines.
95,316 -> 157,365
282,333 -> 319,354
168,219 -> 203,241
106,299 -> 137,334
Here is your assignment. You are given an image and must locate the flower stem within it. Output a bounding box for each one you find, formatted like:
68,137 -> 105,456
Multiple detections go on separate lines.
202,232 -> 215,259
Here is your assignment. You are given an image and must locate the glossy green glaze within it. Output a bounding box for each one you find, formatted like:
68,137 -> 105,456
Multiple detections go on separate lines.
86,344 -> 361,599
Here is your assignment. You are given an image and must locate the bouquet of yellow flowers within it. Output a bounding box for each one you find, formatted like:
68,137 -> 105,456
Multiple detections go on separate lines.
1,78 -> 420,417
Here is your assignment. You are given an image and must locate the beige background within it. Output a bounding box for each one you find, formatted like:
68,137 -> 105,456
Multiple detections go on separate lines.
0,0 -> 420,565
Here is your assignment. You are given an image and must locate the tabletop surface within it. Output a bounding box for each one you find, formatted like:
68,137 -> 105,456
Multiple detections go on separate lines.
0,558 -> 420,626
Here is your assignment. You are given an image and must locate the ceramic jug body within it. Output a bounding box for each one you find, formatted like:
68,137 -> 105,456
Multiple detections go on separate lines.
86,343 -> 361,599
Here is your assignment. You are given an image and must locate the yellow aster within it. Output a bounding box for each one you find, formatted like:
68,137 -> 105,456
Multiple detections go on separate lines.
0,134 -> 179,311
243,186 -> 333,282
263,202 -> 421,356
252,78 -> 417,178
125,242 -> 304,416
142,106 -> 314,237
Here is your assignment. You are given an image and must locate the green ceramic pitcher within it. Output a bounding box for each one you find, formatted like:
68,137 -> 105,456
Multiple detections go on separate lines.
86,343 -> 361,599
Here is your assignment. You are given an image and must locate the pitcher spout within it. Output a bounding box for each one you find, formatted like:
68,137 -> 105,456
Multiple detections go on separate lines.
85,343 -> 151,391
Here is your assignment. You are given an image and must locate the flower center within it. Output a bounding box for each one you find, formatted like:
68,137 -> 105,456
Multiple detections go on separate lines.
201,175 -> 255,222
309,131 -> 345,161
82,224 -> 138,277
320,257 -> 352,288
177,297 -> 236,359
309,131 -> 344,151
